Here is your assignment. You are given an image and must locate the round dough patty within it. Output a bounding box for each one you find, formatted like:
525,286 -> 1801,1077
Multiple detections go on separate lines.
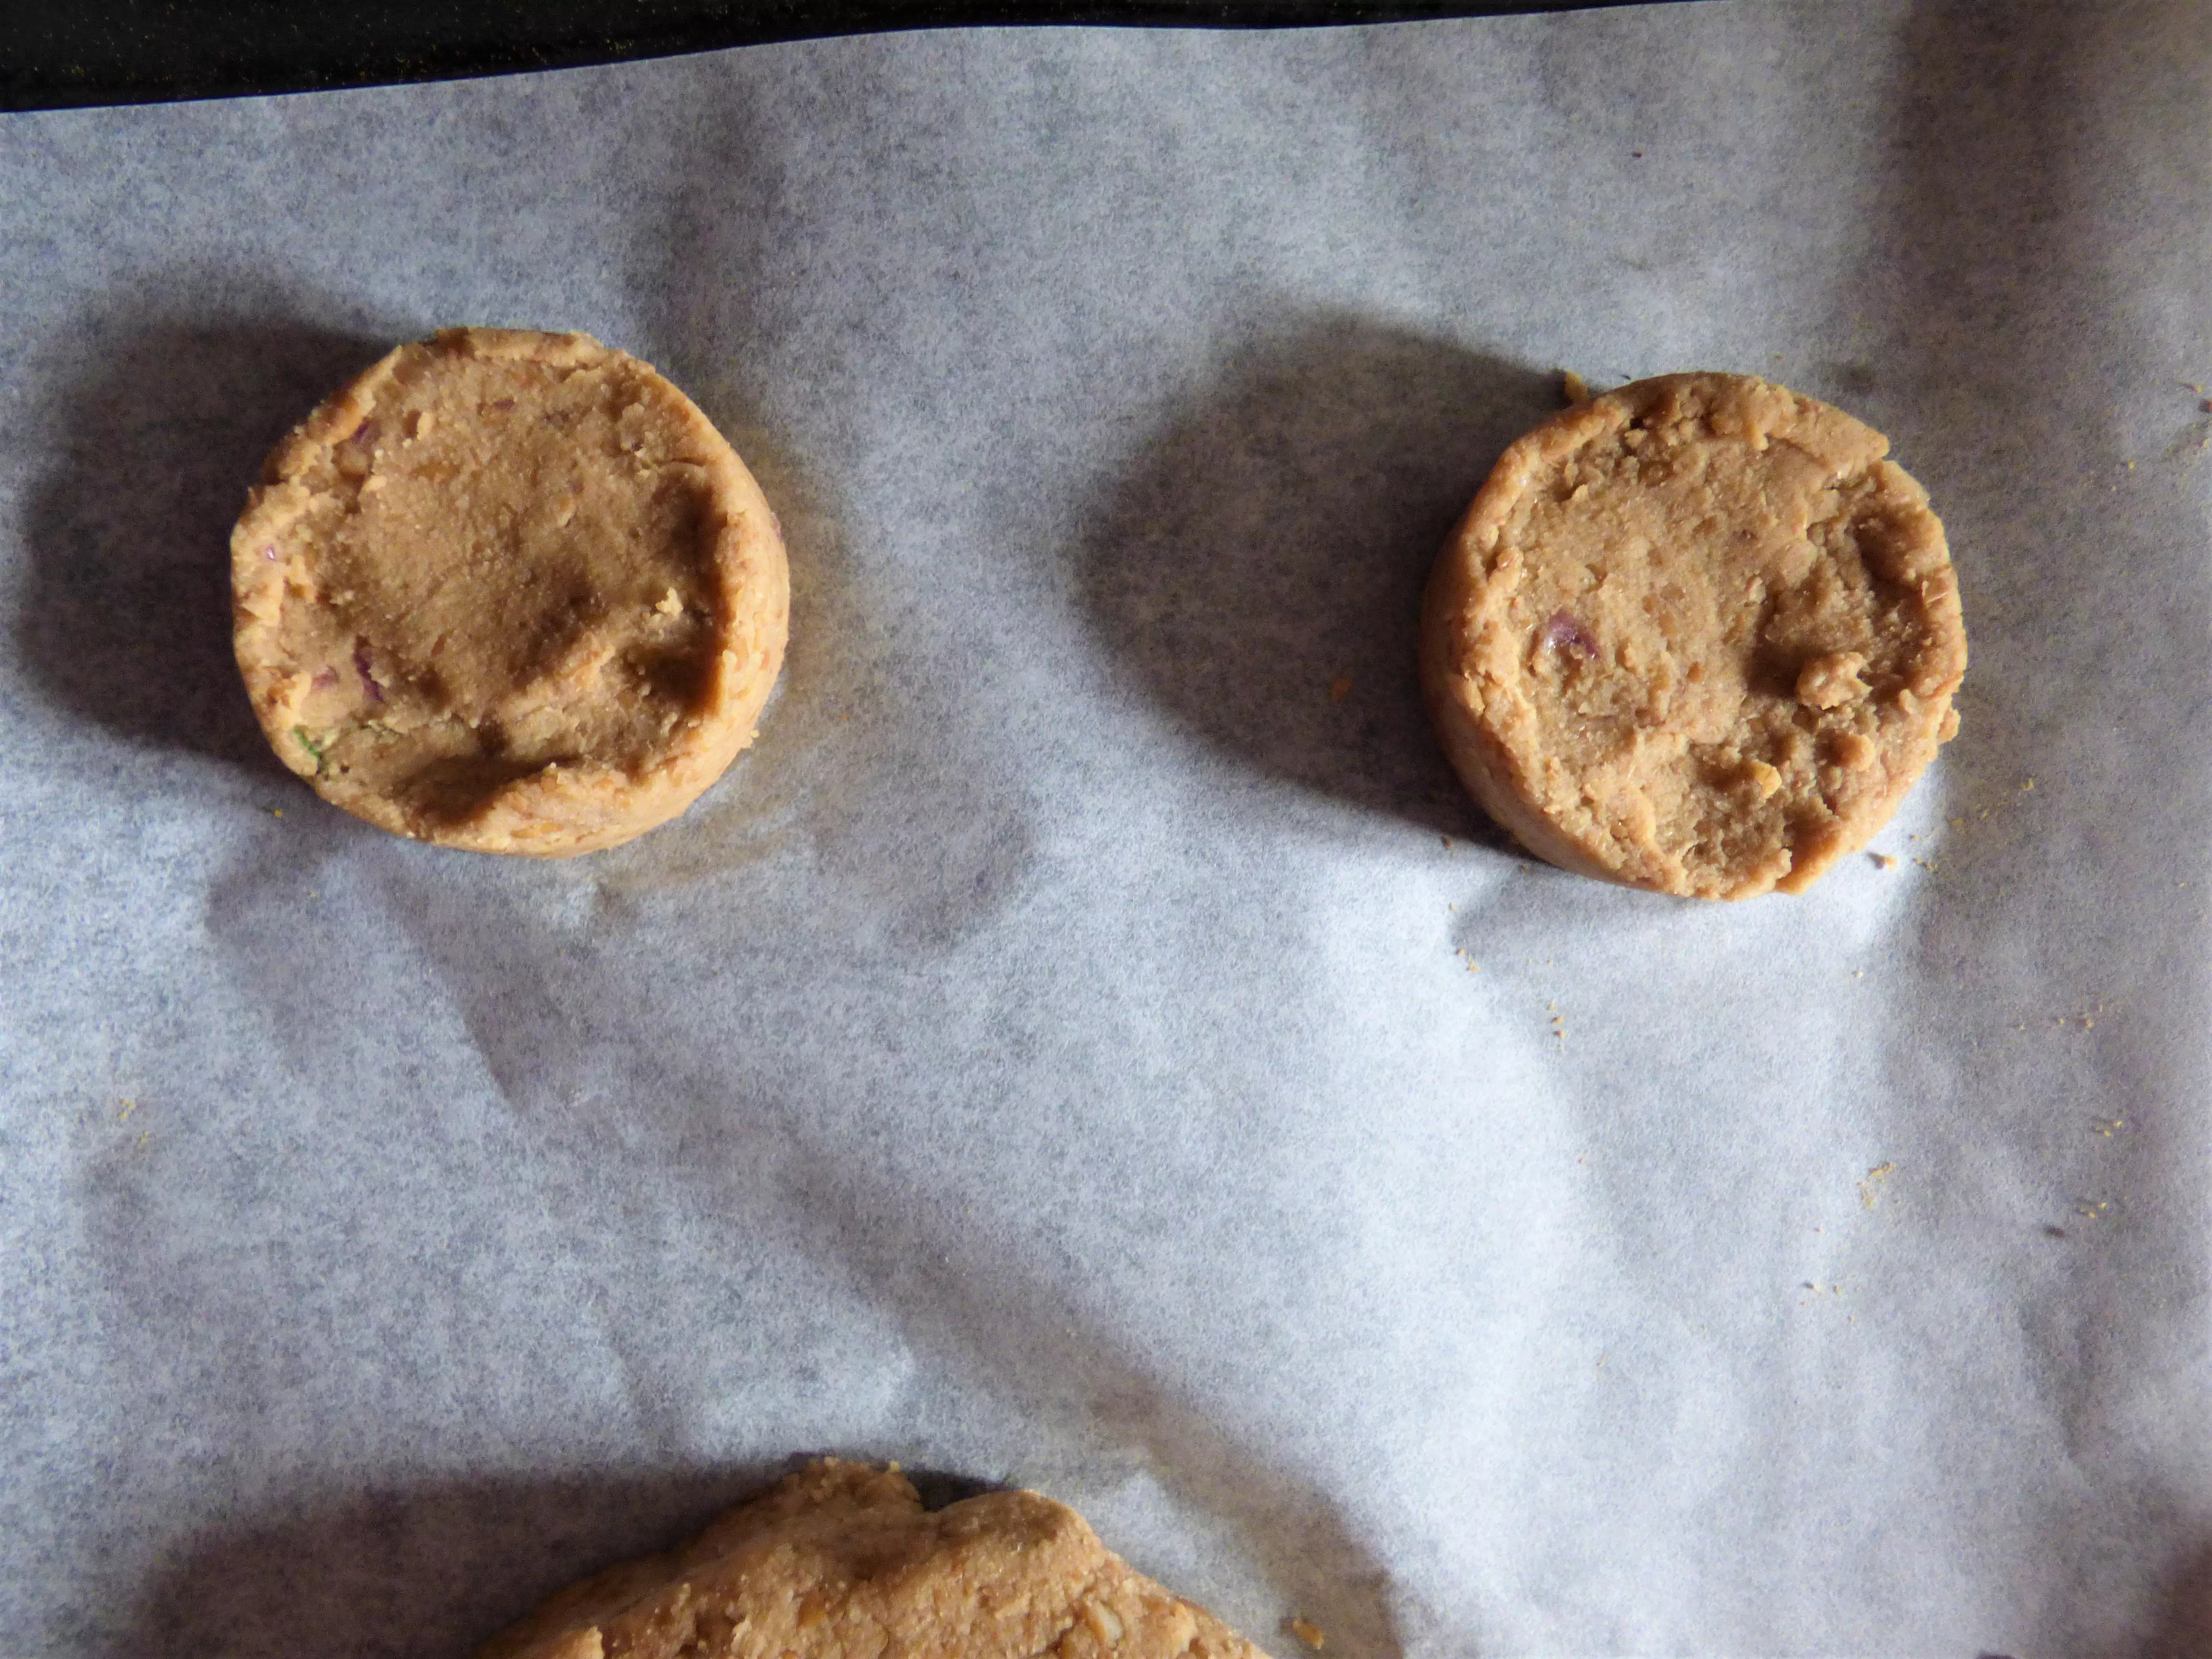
477,1460 -> 1271,1659
231,328 -> 788,856
1419,372 -> 1965,899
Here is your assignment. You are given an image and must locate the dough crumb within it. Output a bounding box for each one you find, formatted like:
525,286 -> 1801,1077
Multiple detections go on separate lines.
1560,369 -> 1591,405
1795,650 -> 1869,710
1289,1617 -> 1326,1650
1858,1162 -> 1897,1210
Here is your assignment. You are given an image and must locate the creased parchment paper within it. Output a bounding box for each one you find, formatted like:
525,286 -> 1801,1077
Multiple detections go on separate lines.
4,2 -> 2212,1653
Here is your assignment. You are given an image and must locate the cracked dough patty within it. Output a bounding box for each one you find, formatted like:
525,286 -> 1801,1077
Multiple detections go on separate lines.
478,1460 -> 1271,1659
1419,373 -> 1965,899
231,328 -> 788,856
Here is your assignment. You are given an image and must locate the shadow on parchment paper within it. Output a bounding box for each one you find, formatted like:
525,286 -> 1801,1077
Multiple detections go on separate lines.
1078,314 -> 1558,855
111,1457 -> 1011,1659
15,291 -> 389,777
2140,1544 -> 2212,1659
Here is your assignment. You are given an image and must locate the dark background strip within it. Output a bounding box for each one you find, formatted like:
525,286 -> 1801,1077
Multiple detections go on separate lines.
0,0 -> 1650,112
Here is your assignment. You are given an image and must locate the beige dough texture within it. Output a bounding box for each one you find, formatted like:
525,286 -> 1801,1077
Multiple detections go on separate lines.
231,327 -> 788,856
1419,372 -> 1966,899
478,1460 -> 1273,1659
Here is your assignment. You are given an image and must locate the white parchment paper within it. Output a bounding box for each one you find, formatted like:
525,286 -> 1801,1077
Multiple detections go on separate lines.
5,2 -> 2212,1652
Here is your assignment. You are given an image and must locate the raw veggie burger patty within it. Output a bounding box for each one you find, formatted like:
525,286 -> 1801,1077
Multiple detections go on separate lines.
477,1460 -> 1271,1659
1419,373 -> 1965,898
231,327 -> 788,856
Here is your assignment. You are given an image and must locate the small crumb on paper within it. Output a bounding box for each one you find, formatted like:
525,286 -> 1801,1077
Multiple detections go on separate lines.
1871,852 -> 1897,870
1858,1162 -> 1896,1210
1288,1617 -> 1325,1651
1561,369 -> 1591,404
1328,676 -> 1353,703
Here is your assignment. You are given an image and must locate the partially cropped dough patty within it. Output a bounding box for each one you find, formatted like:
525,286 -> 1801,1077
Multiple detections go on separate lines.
1420,373 -> 1965,898
478,1460 -> 1272,1659
232,328 -> 788,855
